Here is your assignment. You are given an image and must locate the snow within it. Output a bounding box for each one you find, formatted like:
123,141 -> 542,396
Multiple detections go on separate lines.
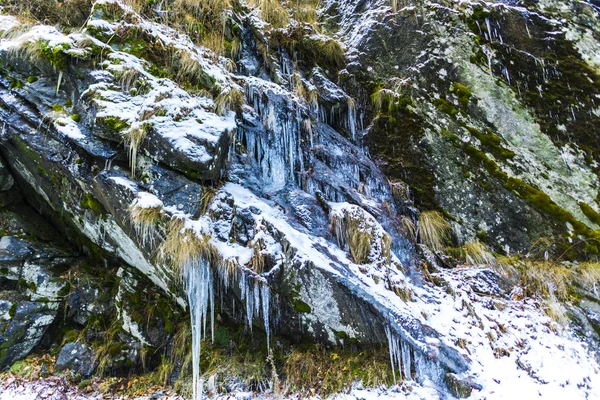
54,118 -> 85,140
132,191 -> 163,209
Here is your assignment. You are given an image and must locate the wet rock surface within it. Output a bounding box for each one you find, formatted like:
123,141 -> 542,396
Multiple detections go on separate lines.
0,0 -> 598,398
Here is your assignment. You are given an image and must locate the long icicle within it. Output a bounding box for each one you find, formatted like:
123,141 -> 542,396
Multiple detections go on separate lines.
185,258 -> 212,400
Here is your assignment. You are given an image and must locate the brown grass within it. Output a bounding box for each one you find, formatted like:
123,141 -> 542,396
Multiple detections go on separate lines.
159,217 -> 219,279
283,345 -> 392,396
418,211 -> 451,252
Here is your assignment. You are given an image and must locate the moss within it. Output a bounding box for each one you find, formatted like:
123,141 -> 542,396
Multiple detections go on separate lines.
71,114 -> 81,122
57,283 -> 71,297
38,41 -> 70,70
80,193 -> 106,215
214,325 -> 233,348
465,6 -> 600,158
26,76 -> 38,84
9,77 -> 24,89
78,379 -> 92,389
451,82 -> 472,109
8,303 -> 17,318
99,116 -> 130,133
465,126 -> 515,160
62,329 -> 81,344
580,203 -> 600,226
433,98 -> 459,116
52,104 -> 64,112
294,299 -> 312,313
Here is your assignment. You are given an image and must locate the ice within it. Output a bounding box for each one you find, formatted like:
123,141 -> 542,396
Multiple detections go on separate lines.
184,258 -> 214,400
261,284 -> 271,348
385,326 -> 415,383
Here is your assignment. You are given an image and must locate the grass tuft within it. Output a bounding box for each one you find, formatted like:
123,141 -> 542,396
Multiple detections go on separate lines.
418,211 -> 451,252
461,241 -> 495,266
159,217 -> 219,279
214,87 -> 244,115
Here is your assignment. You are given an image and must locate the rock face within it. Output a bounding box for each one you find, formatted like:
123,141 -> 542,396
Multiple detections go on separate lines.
0,0 -> 598,398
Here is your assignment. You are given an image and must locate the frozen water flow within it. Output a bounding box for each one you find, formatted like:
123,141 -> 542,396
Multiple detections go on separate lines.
184,259 -> 214,400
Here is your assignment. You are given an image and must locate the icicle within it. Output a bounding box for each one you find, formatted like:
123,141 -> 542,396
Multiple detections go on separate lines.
184,258 -> 213,400
261,284 -> 271,348
56,70 -> 63,95
485,18 -> 493,42
401,339 -> 411,380
385,326 -> 397,383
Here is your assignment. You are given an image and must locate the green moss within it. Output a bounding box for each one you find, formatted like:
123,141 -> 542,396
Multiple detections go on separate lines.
9,77 -> 24,89
580,203 -> 600,226
38,41 -> 70,70
294,299 -> 312,313
465,126 -> 515,160
9,360 -> 27,375
214,325 -> 233,348
451,82 -> 472,109
80,193 -> 106,214
8,303 -> 17,318
71,114 -> 81,122
52,104 -> 64,112
433,98 -> 459,116
62,329 -> 81,344
26,76 -> 38,84
57,283 -> 71,297
100,116 -> 130,133
78,379 -> 92,389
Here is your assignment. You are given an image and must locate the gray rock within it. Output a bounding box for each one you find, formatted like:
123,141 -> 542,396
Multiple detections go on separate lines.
0,158 -> 14,191
0,301 -> 57,369
55,342 -> 97,377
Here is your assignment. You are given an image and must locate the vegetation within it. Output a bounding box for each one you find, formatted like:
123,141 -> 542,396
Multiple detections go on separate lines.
330,210 -> 391,265
123,125 -> 149,178
418,211 -> 451,252
214,87 -> 244,115
1,0 -> 93,27
460,241 -> 495,266
283,345 -> 393,395
129,198 -> 164,249
159,217 -> 219,278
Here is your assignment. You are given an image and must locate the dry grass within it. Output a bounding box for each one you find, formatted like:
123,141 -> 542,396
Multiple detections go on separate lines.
574,262 -> 600,293
398,216 -> 416,241
251,0 -> 289,27
3,0 -> 93,27
159,217 -> 219,279
331,212 -> 391,265
230,37 -> 242,60
123,125 -> 149,178
519,261 -> 573,302
249,238 -> 266,274
331,214 -> 374,264
418,211 -> 451,252
292,0 -> 319,26
175,51 -> 208,89
129,200 -> 163,249
200,187 -> 219,215
461,241 -> 495,266
283,345 -> 392,396
214,87 -> 244,115
117,68 -> 142,93
172,0 -> 231,52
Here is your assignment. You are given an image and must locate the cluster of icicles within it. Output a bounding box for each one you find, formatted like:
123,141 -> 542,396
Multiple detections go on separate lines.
385,326 -> 417,384
183,258 -> 271,400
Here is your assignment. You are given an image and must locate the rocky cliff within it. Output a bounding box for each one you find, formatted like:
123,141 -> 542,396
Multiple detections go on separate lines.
0,0 -> 599,398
